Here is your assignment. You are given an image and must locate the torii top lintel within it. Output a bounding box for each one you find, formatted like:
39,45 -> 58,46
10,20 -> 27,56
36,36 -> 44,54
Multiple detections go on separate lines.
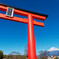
0,3 -> 48,21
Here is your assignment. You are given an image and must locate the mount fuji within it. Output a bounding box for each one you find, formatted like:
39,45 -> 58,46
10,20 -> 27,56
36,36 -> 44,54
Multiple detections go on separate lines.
48,47 -> 59,51
47,47 -> 59,56
37,47 -> 59,57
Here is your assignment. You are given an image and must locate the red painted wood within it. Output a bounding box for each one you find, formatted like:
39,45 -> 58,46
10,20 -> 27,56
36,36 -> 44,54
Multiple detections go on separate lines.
0,5 -> 46,21
28,14 -> 37,59
0,13 -> 44,27
0,4 -> 48,59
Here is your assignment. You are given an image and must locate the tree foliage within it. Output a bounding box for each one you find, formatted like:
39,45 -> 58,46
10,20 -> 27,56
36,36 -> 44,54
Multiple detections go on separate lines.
0,50 -> 3,59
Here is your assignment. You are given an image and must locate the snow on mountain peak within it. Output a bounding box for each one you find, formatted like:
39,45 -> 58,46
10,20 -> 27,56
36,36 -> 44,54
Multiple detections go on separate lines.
48,47 -> 59,51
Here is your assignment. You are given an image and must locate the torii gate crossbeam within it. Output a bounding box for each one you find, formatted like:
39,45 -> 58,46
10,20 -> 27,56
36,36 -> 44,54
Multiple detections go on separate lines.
0,3 -> 48,59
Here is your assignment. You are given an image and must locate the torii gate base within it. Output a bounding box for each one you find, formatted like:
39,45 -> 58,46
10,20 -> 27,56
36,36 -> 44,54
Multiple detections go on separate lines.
28,14 -> 36,59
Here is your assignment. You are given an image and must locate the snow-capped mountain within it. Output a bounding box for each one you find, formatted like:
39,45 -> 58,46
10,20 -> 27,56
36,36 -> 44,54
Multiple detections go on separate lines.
47,47 -> 59,56
48,47 -> 59,51
37,47 -> 59,57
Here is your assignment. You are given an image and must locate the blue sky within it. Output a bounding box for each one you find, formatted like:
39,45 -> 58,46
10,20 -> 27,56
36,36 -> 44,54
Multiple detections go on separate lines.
0,0 -> 59,55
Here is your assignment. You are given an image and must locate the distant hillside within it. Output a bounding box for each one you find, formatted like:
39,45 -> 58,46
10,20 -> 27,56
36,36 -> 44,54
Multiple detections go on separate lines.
9,51 -> 21,55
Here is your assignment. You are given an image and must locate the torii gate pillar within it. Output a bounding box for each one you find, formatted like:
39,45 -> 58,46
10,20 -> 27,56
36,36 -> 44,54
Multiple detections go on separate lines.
28,14 -> 36,59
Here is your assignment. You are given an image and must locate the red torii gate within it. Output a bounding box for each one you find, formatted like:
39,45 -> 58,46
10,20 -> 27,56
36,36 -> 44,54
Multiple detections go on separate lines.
0,3 -> 48,59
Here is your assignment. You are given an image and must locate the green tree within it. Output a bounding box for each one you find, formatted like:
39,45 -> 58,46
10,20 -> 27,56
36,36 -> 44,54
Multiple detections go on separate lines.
0,50 -> 3,59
